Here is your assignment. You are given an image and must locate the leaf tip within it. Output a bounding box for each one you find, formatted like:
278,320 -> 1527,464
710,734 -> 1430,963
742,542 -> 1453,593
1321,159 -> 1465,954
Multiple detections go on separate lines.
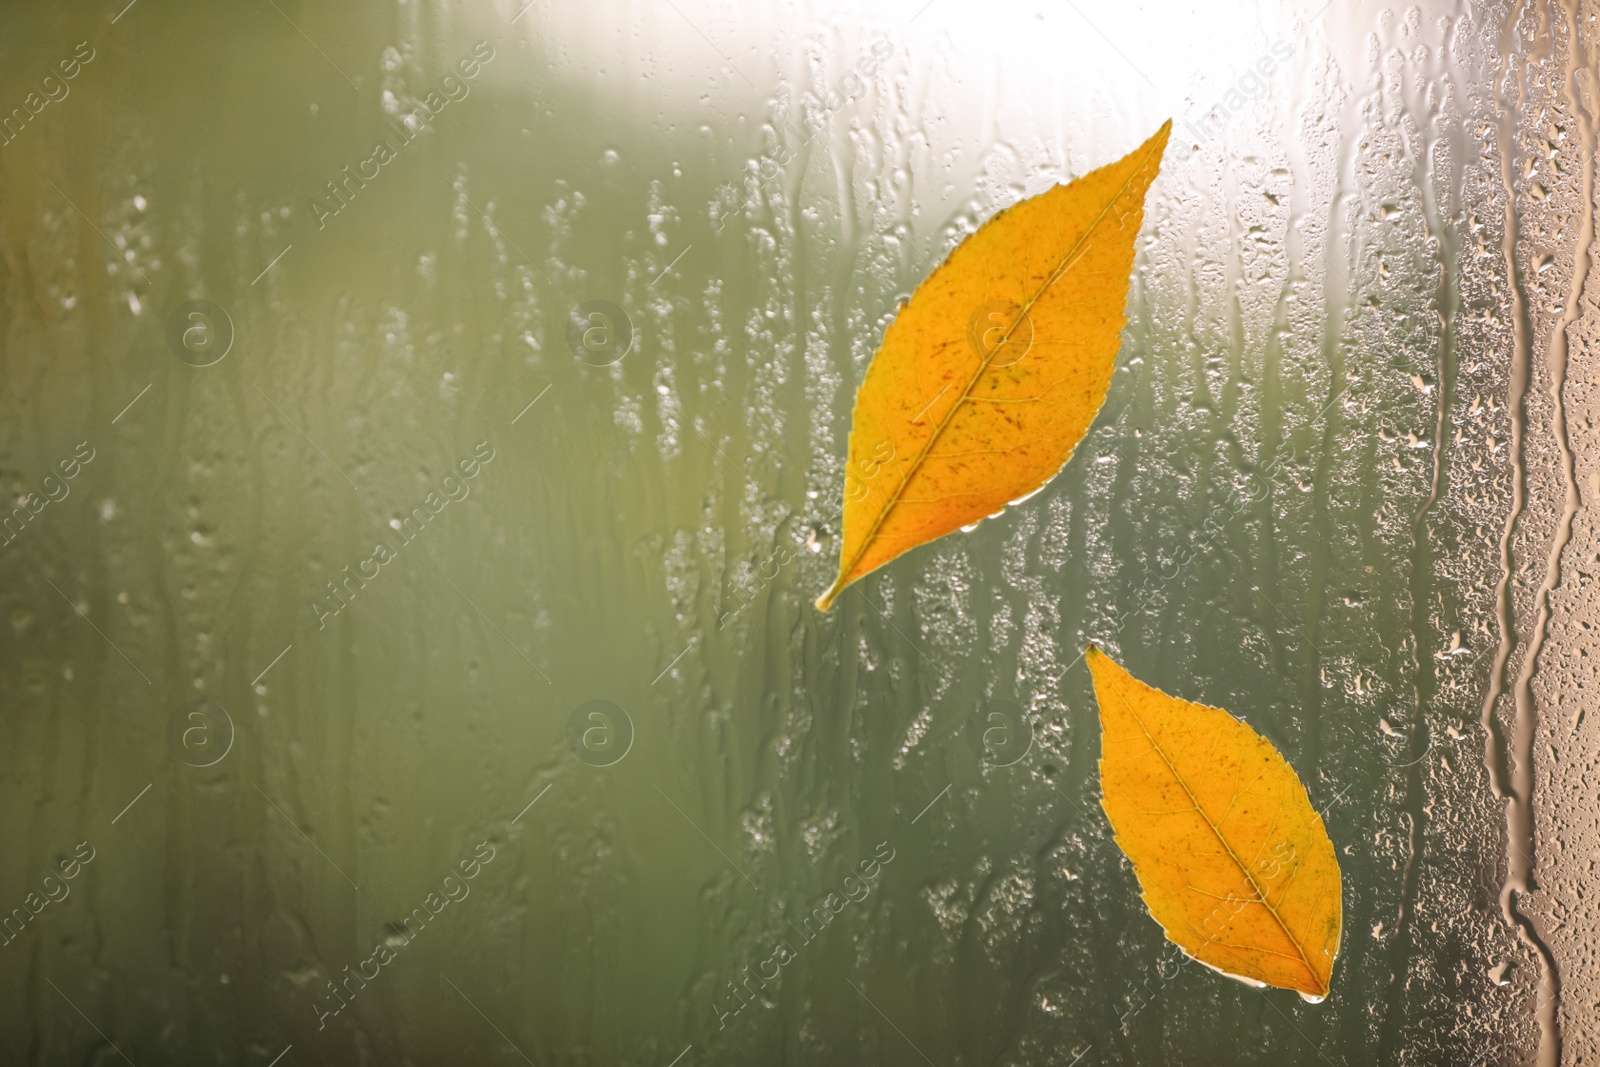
1145,119 -> 1174,163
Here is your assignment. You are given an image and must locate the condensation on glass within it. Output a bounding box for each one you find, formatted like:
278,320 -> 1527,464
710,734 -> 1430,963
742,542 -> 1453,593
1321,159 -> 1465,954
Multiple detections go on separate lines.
0,0 -> 1593,1064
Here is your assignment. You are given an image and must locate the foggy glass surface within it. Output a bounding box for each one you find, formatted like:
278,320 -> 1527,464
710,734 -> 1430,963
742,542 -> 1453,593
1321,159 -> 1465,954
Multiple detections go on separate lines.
0,0 -> 1594,1064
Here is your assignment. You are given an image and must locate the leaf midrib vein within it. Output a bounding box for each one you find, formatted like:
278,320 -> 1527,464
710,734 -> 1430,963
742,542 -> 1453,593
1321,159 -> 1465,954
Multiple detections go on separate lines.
830,135 -> 1167,593
1114,688 -> 1325,994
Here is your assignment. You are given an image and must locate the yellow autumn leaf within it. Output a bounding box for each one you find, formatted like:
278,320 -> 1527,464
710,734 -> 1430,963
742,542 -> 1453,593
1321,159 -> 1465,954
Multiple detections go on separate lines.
814,121 -> 1171,611
1087,647 -> 1342,1001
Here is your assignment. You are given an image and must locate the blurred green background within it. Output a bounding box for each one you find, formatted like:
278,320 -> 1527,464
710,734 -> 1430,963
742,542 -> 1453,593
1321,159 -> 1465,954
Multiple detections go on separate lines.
2,0 -> 1593,1063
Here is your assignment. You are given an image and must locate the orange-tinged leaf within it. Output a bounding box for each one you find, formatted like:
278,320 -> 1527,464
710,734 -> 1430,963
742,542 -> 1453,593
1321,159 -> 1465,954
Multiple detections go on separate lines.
815,121 -> 1171,611
1087,647 -> 1342,1001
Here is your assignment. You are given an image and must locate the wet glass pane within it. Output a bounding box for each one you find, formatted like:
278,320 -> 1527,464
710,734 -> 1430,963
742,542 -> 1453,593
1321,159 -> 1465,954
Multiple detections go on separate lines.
0,0 -> 1590,1064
